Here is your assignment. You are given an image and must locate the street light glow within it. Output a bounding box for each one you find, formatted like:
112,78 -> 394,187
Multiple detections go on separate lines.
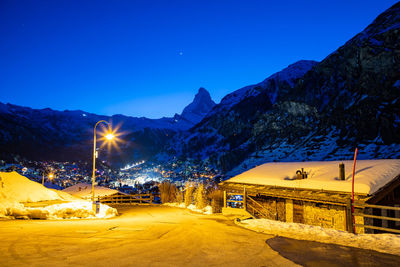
105,133 -> 114,140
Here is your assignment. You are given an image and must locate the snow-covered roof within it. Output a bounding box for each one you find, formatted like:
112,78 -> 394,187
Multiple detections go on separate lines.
226,160 -> 400,195
62,183 -> 120,199
0,171 -> 62,202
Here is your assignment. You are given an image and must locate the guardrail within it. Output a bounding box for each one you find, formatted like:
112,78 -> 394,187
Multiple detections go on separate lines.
99,193 -> 154,204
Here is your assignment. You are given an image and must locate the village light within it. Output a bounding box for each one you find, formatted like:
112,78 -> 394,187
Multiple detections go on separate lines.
92,120 -> 115,212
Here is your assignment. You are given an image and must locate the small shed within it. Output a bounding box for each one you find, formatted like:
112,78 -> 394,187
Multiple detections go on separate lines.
220,159 -> 400,233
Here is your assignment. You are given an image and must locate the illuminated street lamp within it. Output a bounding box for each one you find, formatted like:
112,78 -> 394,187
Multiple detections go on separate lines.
92,120 -> 115,212
42,170 -> 54,185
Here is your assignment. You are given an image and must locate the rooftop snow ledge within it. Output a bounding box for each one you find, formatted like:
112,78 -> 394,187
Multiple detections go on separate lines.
226,159 -> 400,195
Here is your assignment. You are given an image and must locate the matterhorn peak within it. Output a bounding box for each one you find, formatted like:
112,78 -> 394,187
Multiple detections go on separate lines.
180,88 -> 216,125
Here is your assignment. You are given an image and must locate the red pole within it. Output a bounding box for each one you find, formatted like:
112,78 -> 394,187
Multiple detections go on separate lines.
351,147 -> 358,234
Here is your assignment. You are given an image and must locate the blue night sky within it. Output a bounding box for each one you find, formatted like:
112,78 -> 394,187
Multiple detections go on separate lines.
0,0 -> 398,118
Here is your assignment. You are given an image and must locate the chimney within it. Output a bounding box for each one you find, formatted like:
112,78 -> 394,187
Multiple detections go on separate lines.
339,163 -> 345,180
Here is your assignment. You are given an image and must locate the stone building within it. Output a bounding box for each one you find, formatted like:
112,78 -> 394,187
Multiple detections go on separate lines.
220,159 -> 400,233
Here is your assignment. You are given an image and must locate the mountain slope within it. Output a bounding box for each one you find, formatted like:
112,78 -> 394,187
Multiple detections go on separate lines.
160,60 -> 318,165
0,88 -> 216,164
160,3 -> 400,174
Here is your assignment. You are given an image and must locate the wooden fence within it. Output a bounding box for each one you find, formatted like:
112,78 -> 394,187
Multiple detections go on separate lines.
354,202 -> 400,234
99,193 -> 154,205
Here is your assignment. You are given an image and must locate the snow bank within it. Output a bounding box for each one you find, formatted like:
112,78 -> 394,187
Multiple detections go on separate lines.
0,200 -> 117,220
0,171 -> 61,202
237,218 -> 400,256
0,172 -> 117,220
43,201 -> 118,219
227,159 -> 400,194
164,203 -> 213,215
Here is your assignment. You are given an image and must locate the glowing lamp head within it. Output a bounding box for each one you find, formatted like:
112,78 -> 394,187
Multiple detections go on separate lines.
49,173 -> 54,179
105,133 -> 115,140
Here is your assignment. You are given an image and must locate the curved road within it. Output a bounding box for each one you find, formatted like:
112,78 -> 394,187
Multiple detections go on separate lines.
0,205 -> 296,266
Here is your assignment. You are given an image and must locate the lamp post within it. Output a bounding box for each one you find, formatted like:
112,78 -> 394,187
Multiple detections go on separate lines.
42,170 -> 54,185
92,120 -> 115,212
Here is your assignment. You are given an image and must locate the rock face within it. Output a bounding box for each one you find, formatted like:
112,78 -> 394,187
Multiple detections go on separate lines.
180,88 -> 216,125
162,3 -> 400,174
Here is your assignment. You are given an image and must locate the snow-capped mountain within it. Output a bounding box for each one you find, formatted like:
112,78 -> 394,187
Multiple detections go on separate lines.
180,88 -> 216,125
0,88 -> 216,164
159,2 -> 400,174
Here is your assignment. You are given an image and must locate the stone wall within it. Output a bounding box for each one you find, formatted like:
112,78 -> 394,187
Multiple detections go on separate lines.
303,202 -> 347,231
286,199 -> 293,222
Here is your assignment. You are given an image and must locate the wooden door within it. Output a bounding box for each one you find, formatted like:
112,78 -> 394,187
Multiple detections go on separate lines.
293,200 -> 304,224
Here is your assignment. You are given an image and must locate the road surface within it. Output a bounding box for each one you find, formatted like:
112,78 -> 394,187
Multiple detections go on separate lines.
1,205 -> 399,266
0,205 -> 297,266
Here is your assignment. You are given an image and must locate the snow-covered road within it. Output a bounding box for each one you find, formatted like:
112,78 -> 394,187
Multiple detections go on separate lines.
0,205 -> 296,266
1,205 -> 399,266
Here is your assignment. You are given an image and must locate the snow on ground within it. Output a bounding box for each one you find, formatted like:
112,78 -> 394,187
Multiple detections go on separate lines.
0,171 -> 117,219
62,182 -> 120,199
227,159 -> 400,194
237,218 -> 400,256
164,202 -> 212,215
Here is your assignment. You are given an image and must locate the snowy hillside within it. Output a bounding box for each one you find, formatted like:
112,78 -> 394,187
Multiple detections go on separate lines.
209,60 -> 318,115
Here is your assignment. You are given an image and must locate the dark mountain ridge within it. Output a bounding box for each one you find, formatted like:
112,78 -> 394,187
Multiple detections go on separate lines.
159,2 -> 400,175
0,88 -> 215,165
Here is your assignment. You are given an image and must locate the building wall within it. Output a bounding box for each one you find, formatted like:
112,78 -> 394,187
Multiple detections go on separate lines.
286,199 -> 293,222
303,202 -> 347,231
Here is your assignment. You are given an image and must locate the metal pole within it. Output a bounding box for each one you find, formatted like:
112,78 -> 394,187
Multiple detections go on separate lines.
42,172 -> 44,185
92,120 -> 110,212
351,147 -> 358,234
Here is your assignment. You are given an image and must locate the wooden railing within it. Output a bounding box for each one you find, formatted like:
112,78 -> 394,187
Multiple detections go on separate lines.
353,203 -> 400,234
246,196 -> 276,219
223,189 -> 276,219
99,193 -> 154,205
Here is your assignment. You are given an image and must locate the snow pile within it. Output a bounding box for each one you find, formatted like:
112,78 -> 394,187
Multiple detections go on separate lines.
0,171 -> 61,202
43,201 -> 118,219
237,218 -> 400,256
63,183 -> 120,199
0,200 -> 27,218
0,172 -> 117,220
164,203 -> 213,215
227,159 -> 400,194
0,200 -> 117,220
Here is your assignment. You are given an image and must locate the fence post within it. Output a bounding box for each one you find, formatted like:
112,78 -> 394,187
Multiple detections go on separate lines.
223,191 -> 227,208
243,187 -> 247,210
346,198 -> 354,233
